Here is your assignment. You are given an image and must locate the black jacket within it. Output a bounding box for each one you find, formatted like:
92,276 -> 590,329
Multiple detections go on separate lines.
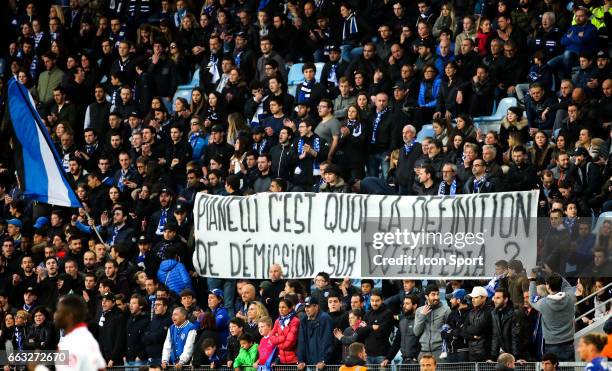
269,142 -> 294,179
141,311 -> 172,359
97,306 -> 127,364
462,305 -> 493,361
24,322 -> 56,350
126,312 -> 150,361
366,109 -> 395,154
505,163 -> 538,191
357,304 -> 394,357
386,313 -> 420,361
490,303 -> 522,359
395,142 -> 423,188
442,307 -> 468,353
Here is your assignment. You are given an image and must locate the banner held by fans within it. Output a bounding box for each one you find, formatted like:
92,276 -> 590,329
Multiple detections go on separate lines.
193,191 -> 539,279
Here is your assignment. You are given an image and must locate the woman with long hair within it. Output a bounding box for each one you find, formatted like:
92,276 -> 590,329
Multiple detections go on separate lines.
246,301 -> 269,343
190,88 -> 207,117
136,24 -> 156,57
476,18 -> 494,56
205,91 -> 227,126
550,133 -> 568,168
434,61 -> 462,121
450,114 -> 477,142
499,106 -> 529,151
337,105 -> 367,181
447,133 -> 465,165
192,311 -> 219,366
230,136 -> 250,176
355,91 -> 371,119
226,113 -> 249,146
529,131 -> 554,172
432,117 -> 452,147
1,313 -> 15,352
433,3 -> 457,38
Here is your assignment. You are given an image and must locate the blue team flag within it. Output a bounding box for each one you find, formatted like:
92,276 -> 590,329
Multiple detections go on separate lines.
7,77 -> 81,208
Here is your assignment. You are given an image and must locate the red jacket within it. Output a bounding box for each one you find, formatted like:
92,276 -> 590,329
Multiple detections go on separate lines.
269,316 -> 300,364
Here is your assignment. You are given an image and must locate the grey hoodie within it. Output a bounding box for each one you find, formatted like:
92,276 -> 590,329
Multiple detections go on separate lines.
528,278 -> 576,344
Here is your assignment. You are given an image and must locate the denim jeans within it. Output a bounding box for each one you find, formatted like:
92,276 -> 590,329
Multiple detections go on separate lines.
545,341 -> 575,362
206,278 -> 236,315
366,152 -> 389,179
340,44 -> 364,63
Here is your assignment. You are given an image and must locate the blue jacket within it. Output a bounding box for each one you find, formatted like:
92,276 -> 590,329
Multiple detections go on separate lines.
188,132 -> 207,163
297,311 -> 335,364
157,259 -> 192,295
560,23 -> 597,54
418,78 -> 442,108
211,306 -> 230,350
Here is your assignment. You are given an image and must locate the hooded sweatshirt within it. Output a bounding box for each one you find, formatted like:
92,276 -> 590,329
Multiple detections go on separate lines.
528,278 -> 575,344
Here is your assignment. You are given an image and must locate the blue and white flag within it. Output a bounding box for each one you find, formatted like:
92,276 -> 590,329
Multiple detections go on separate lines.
7,78 -> 81,208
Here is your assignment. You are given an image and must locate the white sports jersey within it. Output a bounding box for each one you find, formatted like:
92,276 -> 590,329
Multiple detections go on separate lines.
56,324 -> 106,371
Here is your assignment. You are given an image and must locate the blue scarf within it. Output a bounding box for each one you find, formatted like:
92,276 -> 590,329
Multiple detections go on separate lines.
473,176 -> 486,193
189,131 -> 202,147
438,178 -> 458,195
253,138 -> 268,155
370,107 -> 389,144
156,208 -> 168,235
297,80 -> 315,104
278,311 -> 296,329
346,120 -> 362,137
298,136 -> 321,172
342,12 -> 358,41
403,140 -> 416,155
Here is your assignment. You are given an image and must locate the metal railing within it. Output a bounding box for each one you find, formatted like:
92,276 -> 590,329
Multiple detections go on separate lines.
575,296 -> 612,322
105,362 -> 589,371
575,281 -> 612,307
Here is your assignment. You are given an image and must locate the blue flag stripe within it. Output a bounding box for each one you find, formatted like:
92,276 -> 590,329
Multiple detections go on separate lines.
7,78 -> 81,208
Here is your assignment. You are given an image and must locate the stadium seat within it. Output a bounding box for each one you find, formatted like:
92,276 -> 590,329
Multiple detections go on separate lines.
287,63 -> 305,85
593,211 -> 612,233
315,62 -> 325,82
170,89 -> 192,112
175,68 -> 201,91
473,97 -> 517,124
416,124 -> 435,142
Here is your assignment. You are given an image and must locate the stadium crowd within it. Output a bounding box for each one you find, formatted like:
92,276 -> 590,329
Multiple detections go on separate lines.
0,0 -> 611,368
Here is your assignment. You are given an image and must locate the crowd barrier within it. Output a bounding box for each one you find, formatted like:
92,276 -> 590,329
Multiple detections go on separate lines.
106,362 -> 589,371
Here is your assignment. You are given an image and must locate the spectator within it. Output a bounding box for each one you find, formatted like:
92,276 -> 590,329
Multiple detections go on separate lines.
233,333 -> 259,371
496,353 -> 516,371
463,286 -> 492,362
384,294 -> 420,365
161,306 -> 199,368
339,342 -> 367,371
125,294 -> 150,367
490,289 -> 525,360
97,292 -> 126,367
297,296 -> 334,369
356,289 -> 393,364
414,284 -> 451,360
269,297 -> 300,365
528,273 -> 576,361
442,288 -> 469,362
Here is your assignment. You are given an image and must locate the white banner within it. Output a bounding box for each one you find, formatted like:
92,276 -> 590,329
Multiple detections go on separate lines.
193,191 -> 539,279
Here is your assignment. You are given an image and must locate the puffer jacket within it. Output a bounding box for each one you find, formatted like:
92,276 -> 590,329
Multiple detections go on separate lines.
463,305 -> 493,361
269,316 -> 300,364
157,259 -> 192,295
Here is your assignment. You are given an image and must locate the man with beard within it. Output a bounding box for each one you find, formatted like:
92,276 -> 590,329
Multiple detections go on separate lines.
357,290 -> 394,364
414,284 -> 451,360
383,294 -> 420,365
83,250 -> 103,279
490,289 -> 526,361
328,291 -> 349,364
441,288 -> 469,362
82,273 -> 99,322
